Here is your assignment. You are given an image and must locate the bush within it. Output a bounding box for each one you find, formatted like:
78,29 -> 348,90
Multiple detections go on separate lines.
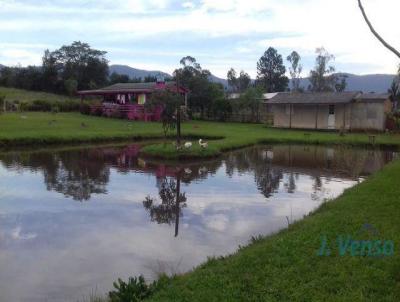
212,98 -> 232,121
51,105 -> 60,114
80,103 -> 91,115
0,94 -> 5,112
108,276 -> 159,302
58,99 -> 80,112
30,99 -> 52,111
19,101 -> 29,112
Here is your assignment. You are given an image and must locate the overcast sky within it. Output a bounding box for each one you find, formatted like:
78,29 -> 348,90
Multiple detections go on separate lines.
0,0 -> 399,78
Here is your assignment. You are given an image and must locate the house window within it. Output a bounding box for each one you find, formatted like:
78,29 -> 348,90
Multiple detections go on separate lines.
329,105 -> 335,115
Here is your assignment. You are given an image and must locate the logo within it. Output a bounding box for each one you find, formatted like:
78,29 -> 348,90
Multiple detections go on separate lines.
317,223 -> 395,257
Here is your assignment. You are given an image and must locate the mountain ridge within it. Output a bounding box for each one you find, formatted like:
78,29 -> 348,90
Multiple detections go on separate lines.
1,63 -> 396,93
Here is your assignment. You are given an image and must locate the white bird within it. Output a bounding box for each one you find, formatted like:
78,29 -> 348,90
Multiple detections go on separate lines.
198,139 -> 208,149
184,142 -> 192,149
184,168 -> 192,174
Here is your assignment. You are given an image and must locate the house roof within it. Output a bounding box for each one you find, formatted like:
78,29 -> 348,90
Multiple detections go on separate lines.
77,81 -> 188,95
355,93 -> 391,102
266,92 -> 390,105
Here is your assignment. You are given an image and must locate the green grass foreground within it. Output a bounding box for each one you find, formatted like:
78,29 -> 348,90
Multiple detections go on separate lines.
145,158 -> 400,301
1,112 -> 400,158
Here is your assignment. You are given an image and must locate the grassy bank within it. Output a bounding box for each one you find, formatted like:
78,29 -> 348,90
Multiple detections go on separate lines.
1,112 -> 400,156
0,86 -> 79,103
144,158 -> 400,301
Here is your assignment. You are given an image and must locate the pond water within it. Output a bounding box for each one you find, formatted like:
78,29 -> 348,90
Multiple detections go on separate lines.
0,143 -> 397,301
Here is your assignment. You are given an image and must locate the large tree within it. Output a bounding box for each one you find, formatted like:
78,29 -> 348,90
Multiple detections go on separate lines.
174,56 -> 223,118
256,47 -> 288,92
47,41 -> 109,91
308,48 -> 346,92
286,51 -> 303,92
227,68 -> 251,92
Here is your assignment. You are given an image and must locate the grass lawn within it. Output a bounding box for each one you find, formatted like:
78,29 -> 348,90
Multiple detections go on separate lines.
1,112 -> 400,157
0,86 -> 79,103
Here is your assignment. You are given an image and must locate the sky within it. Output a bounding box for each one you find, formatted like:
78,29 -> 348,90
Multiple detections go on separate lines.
0,0 -> 399,78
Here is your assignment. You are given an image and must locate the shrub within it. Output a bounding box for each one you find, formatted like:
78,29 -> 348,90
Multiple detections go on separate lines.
58,99 -> 80,112
108,276 -> 157,302
51,105 -> 60,114
0,94 -> 5,112
19,101 -> 29,112
80,103 -> 91,115
31,99 -> 52,111
212,98 -> 232,121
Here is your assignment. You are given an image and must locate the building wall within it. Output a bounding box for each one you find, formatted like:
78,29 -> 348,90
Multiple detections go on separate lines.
349,101 -> 388,131
272,104 -> 350,130
272,101 -> 389,131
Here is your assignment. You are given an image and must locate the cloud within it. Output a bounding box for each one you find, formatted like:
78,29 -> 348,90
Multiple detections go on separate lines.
0,0 -> 399,77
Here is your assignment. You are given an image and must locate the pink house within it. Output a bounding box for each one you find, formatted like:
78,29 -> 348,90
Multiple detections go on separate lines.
77,79 -> 189,121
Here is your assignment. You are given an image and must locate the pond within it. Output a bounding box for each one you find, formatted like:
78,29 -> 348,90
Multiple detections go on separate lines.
0,143 -> 397,301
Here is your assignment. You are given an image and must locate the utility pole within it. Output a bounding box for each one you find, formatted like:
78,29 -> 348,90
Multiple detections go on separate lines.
176,75 -> 182,145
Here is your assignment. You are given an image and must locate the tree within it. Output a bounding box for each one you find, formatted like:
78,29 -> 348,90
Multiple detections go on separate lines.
49,41 -> 109,91
227,68 -> 238,91
147,89 -> 182,143
64,78 -> 78,96
358,0 -> 400,59
286,51 -> 303,92
109,72 -> 130,84
335,74 -> 348,92
42,49 -> 61,92
237,86 -> 264,122
238,71 -> 251,92
257,47 -> 288,92
308,48 -> 345,92
143,75 -> 157,82
143,174 -> 187,237
174,56 -> 223,118
212,97 -> 232,121
228,68 -> 251,93
388,77 -> 400,108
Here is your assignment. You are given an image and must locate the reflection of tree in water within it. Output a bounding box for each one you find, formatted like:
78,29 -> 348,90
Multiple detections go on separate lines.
43,152 -> 110,201
284,172 -> 297,194
143,175 -> 187,237
225,147 -> 284,198
0,150 -> 110,201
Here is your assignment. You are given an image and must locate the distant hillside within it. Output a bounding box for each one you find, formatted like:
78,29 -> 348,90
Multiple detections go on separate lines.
210,73 -> 397,93
2,63 -> 396,92
296,73 -> 396,93
209,74 -> 229,88
109,64 -> 171,80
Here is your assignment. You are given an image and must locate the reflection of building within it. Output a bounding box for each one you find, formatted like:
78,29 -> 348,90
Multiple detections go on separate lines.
266,145 -> 396,179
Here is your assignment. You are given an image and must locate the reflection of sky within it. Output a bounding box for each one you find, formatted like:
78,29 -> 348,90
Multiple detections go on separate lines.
0,147 -> 380,302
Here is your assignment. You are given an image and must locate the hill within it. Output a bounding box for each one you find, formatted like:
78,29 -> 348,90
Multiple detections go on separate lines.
296,73 -> 396,93
109,64 -> 171,80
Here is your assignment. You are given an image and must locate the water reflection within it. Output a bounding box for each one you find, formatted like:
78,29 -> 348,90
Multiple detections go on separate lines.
0,143 -> 397,301
143,173 -> 187,237
1,144 -> 395,203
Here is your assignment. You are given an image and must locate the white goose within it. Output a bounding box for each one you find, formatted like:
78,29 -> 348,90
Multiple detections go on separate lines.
198,139 -> 208,149
184,142 -> 192,149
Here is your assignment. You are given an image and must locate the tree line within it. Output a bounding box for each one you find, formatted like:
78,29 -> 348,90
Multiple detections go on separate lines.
0,41 -> 168,96
228,46 -> 348,94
